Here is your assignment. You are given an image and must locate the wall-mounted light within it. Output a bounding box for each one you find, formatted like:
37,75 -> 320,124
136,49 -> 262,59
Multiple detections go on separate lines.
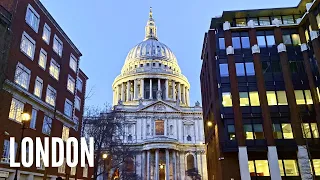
207,121 -> 213,127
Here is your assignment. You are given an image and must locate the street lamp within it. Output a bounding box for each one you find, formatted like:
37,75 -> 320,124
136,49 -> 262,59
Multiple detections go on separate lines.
14,112 -> 30,180
207,121 -> 213,127
102,153 -> 108,180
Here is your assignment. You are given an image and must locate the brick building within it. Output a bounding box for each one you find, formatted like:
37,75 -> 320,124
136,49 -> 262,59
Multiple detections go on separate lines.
201,0 -> 320,179
0,0 -> 90,179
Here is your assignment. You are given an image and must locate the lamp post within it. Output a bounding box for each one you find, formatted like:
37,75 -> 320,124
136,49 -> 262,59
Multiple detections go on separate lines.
14,112 -> 30,180
102,153 -> 108,180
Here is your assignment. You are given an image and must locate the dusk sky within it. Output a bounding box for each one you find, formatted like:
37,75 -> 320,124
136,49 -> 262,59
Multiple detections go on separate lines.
41,0 -> 298,107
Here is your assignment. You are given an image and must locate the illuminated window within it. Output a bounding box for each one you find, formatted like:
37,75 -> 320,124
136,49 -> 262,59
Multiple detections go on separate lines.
317,14 -> 320,29
9,98 -> 24,122
304,90 -> 313,104
236,18 -> 246,27
294,90 -> 305,105
222,92 -> 232,107
311,123 -> 319,138
232,37 -> 241,49
282,123 -> 294,139
49,59 -> 60,80
249,160 -> 270,176
272,124 -> 283,139
155,120 -> 164,135
83,164 -> 88,177
276,91 -> 288,105
266,91 -> 277,106
67,75 -> 75,94
219,38 -> 225,50
249,92 -> 260,106
305,29 -> 310,42
71,166 -> 76,176
38,48 -> 47,70
227,125 -> 236,140
239,92 -> 249,106
219,64 -> 229,77
53,35 -> 63,57
313,159 -> 320,176
75,96 -> 81,110
317,87 -> 320,101
62,126 -> 70,141
291,34 -> 301,46
34,76 -> 43,98
42,23 -> 51,44
64,99 -> 73,118
302,123 -> 312,138
236,63 -> 245,76
279,160 -> 299,176
15,62 -> 31,90
244,124 -> 254,140
25,4 -> 40,32
20,32 -> 36,60
42,116 -> 52,135
45,85 -> 56,107
253,124 -> 264,139
58,158 -> 66,173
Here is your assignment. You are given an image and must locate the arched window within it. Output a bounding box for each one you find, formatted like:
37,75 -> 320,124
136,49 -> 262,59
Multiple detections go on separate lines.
155,120 -> 164,135
170,125 -> 174,135
147,124 -> 150,135
128,135 -> 132,142
187,154 -> 195,170
187,135 -> 192,141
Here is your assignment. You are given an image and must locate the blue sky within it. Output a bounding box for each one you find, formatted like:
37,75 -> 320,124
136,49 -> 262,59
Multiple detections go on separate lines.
40,0 -> 298,107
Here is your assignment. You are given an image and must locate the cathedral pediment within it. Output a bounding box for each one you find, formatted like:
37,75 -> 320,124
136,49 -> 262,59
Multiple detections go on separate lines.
137,101 -> 181,113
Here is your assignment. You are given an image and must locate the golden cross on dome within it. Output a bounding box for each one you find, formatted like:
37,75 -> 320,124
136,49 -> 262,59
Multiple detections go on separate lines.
149,7 -> 153,19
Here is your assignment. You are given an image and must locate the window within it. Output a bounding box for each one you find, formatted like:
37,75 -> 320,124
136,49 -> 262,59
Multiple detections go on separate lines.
273,124 -> 283,139
295,90 -> 305,105
279,160 -> 299,176
155,120 -> 164,135
42,116 -> 52,135
317,14 -> 320,29
253,124 -> 264,139
53,35 -> 63,57
227,125 -> 236,140
64,99 -> 73,118
70,54 -> 78,72
249,92 -> 260,106
241,37 -> 250,48
30,109 -> 37,129
58,159 -> 66,173
273,16 -> 283,24
249,160 -> 270,176
9,98 -> 24,122
311,123 -> 319,138
62,126 -> 70,141
257,36 -> 266,47
218,38 -> 225,50
276,91 -> 288,105
2,140 -> 17,163
71,166 -> 76,176
76,77 -> 83,92
262,62 -> 272,73
244,124 -> 254,140
187,135 -> 192,141
186,154 -> 195,170
75,96 -> 81,110
38,49 -> 47,70
33,76 -> 43,98
249,18 -> 259,26
266,91 -> 277,106
239,92 -> 249,106
45,85 -> 56,107
305,29 -> 310,42
67,75 -> 75,93
313,159 -> 320,176
73,116 -> 79,131
236,63 -> 245,76
291,34 -> 301,46
14,62 -> 31,90
304,90 -> 313,104
245,62 -> 255,76
20,32 -> 36,60
25,4 -> 40,32
259,17 -> 270,25
222,92 -> 232,107
83,164 -> 88,177
282,123 -> 294,139
236,18 -> 246,27
282,35 -> 292,45
266,35 -> 275,47
232,37 -> 241,49
302,123 -> 319,138
219,64 -> 229,77
49,59 -> 60,80
282,15 -> 294,24
42,23 -> 51,44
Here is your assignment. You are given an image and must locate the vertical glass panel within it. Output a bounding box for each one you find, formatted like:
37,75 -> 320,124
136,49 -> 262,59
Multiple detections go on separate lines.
313,159 -> 320,175
266,91 -> 277,106
241,36 -> 250,48
283,160 -> 299,176
236,18 -> 247,27
249,18 -> 259,26
245,62 -> 255,76
291,34 -> 301,46
236,63 -> 245,76
232,37 -> 241,49
255,160 -> 270,176
283,35 -> 292,45
266,35 -> 275,47
219,38 -> 226,50
259,17 -> 271,26
249,92 -> 260,106
294,90 -> 305,105
316,14 -> 320,29
282,15 -> 295,24
244,124 -> 254,140
239,92 -> 250,106
273,16 -> 283,24
282,123 -> 294,139
219,64 -> 229,77
248,161 -> 255,176
311,123 -> 319,138
257,36 -> 266,47
278,160 -> 285,176
276,91 -> 288,105
253,124 -> 264,139
317,87 -> 320,101
302,123 -> 312,138
305,29 -> 310,42
222,92 -> 232,107
304,90 -> 313,104
273,124 -> 283,139
227,125 -> 236,140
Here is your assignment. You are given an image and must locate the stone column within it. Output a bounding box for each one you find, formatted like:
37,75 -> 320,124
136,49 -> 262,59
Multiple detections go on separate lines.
165,79 -> 169,100
202,153 -> 208,180
172,80 -> 176,101
155,149 -> 159,180
177,82 -> 181,103
297,146 -> 313,180
147,150 -> 150,180
166,149 -> 170,180
142,151 -> 146,179
158,78 -> 161,91
238,147 -> 250,180
149,79 -> 153,99
182,84 -> 186,104
113,89 -> 116,105
121,82 -> 125,101
118,85 -> 121,102
140,79 -> 144,99
173,151 -> 177,180
179,152 -> 185,180
134,79 -> 138,100
187,89 -> 190,106
126,81 -> 131,101
268,146 -> 281,180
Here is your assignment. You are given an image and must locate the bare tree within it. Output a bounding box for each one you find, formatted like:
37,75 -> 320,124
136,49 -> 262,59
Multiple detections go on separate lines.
83,105 -> 140,180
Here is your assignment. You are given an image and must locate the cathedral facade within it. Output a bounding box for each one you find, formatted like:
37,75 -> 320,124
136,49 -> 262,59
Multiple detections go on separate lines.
111,8 -> 208,180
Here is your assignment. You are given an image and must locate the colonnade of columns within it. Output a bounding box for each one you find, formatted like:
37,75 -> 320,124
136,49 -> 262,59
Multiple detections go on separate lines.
113,78 -> 190,106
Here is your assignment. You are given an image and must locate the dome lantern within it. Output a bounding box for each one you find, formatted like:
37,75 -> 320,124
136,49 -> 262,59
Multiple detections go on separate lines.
144,7 -> 158,40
